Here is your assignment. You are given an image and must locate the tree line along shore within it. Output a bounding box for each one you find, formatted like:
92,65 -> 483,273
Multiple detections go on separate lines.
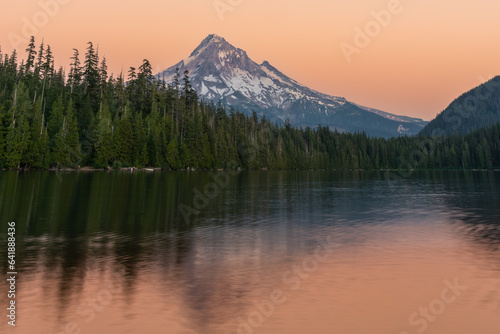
1,37 -> 499,171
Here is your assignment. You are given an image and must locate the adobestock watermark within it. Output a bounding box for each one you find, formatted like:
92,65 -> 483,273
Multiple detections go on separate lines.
178,165 -> 240,225
225,234 -> 339,334
386,74 -> 500,181
340,0 -> 413,64
213,0 -> 244,21
429,74 -> 500,138
7,0 -> 72,50
179,127 -> 274,226
398,278 -> 467,334
48,269 -> 125,334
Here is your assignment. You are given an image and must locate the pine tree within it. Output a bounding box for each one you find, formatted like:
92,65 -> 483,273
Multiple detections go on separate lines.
83,42 -> 99,93
4,84 -> 31,168
43,45 -> 54,81
461,141 -> 471,169
52,101 -> 81,169
47,95 -> 64,149
146,99 -> 161,166
26,97 -> 49,168
99,57 -> 108,88
52,126 -> 66,167
0,105 -> 7,166
25,36 -> 37,74
112,102 -> 134,165
93,103 -> 113,168
173,68 -> 180,96
132,111 -> 148,167
78,96 -> 96,161
34,40 -> 44,78
68,48 -> 82,93
166,135 -> 180,169
64,99 -> 82,166
183,70 -> 194,109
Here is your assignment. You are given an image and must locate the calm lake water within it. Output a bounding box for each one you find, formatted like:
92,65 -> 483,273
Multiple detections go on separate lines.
0,170 -> 500,334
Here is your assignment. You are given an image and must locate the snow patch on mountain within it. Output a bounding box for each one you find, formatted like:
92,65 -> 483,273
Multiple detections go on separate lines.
156,34 -> 427,137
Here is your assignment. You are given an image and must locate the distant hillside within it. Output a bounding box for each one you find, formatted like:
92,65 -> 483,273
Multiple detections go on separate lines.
421,76 -> 500,136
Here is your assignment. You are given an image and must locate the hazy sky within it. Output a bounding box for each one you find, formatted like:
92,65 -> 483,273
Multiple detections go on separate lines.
1,0 -> 500,120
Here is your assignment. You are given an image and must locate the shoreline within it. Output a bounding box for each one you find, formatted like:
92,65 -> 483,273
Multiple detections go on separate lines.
1,167 -> 499,173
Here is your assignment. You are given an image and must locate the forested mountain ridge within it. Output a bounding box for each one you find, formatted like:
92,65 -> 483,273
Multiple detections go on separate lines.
0,37 -> 499,171
421,76 -> 500,136
157,34 -> 427,138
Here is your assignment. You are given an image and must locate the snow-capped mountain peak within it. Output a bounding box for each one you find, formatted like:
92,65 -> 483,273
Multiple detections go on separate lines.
157,35 -> 427,137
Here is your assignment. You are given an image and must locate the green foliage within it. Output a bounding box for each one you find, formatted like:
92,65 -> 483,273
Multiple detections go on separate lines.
52,99 -> 81,168
93,103 -> 113,168
421,76 -> 500,136
112,160 -> 123,170
26,98 -> 49,168
1,38 -> 499,171
132,112 -> 148,168
114,108 -> 134,166
4,84 -> 31,168
47,95 -> 64,148
0,105 -> 8,166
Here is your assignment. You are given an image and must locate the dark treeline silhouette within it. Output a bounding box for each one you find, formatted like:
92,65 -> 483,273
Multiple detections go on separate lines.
0,37 -> 499,170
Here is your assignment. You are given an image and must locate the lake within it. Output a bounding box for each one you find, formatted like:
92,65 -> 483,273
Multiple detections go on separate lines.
0,170 -> 499,334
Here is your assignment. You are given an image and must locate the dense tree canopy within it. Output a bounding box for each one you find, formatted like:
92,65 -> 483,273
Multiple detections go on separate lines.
0,38 -> 499,170
420,76 -> 500,136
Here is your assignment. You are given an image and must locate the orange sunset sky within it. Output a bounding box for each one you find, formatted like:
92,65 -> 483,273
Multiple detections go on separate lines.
1,0 -> 500,121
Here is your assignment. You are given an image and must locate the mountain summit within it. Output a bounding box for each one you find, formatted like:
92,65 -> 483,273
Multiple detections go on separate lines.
157,35 -> 427,137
